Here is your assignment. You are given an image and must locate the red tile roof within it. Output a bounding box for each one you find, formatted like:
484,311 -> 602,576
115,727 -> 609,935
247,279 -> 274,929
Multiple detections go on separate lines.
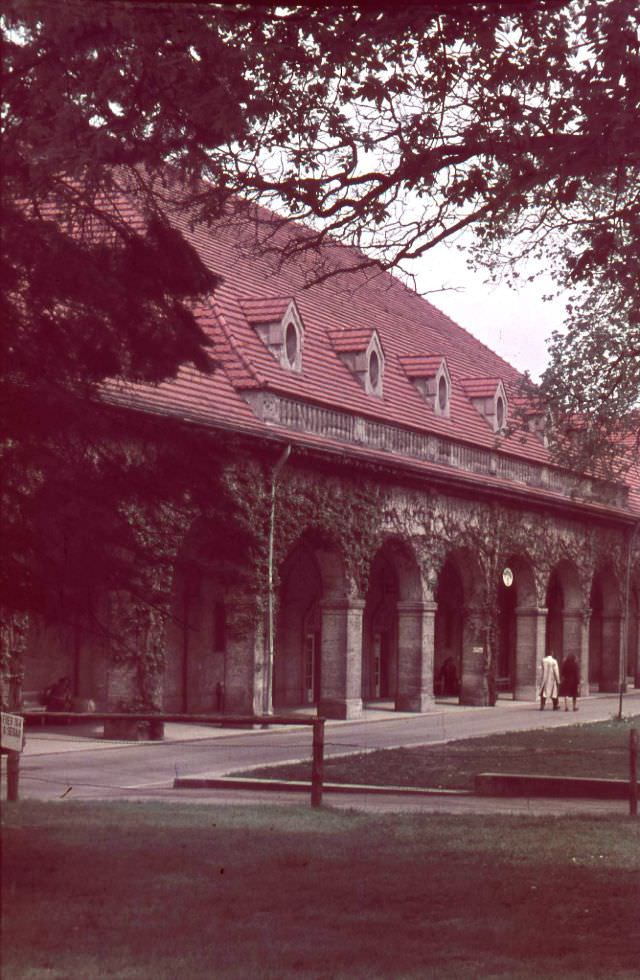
240,297 -> 292,324
461,378 -> 503,398
84,180 -> 638,520
328,327 -> 377,353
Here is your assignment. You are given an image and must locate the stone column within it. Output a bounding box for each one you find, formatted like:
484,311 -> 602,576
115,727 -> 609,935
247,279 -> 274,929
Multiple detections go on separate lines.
562,609 -> 589,696
562,611 -> 582,662
600,613 -> 622,692
395,600 -> 436,713
222,599 -> 261,716
460,605 -> 489,706
318,596 -> 364,719
514,606 -> 547,701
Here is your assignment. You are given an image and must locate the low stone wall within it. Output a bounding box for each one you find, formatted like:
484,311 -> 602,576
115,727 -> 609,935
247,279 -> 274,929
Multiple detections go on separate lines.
475,771 -> 630,799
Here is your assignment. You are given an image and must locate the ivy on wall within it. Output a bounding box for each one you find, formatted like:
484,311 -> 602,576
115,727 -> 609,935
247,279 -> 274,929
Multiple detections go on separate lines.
6,416 -> 634,709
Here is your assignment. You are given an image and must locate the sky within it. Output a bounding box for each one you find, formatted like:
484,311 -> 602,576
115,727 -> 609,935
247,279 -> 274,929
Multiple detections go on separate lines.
411,241 -> 568,382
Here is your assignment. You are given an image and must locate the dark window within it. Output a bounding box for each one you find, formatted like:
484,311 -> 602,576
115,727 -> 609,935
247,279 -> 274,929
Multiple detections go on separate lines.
285,321 -> 298,366
369,349 -> 379,387
496,396 -> 505,429
438,374 -> 448,411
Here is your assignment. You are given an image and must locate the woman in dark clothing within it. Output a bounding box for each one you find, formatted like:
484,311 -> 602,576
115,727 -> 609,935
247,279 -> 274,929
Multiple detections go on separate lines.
560,653 -> 580,711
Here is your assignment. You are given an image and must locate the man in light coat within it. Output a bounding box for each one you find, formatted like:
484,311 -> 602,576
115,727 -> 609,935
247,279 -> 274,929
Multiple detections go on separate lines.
539,652 -> 560,711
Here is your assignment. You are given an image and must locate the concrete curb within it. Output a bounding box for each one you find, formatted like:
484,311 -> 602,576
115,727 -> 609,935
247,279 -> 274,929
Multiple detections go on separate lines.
173,775 -> 473,797
174,771 -> 633,802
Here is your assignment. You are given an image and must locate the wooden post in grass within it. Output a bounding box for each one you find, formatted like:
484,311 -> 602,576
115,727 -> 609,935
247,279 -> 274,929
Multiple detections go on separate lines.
2,708 -> 24,801
630,729 -> 638,818
311,718 -> 325,808
6,751 -> 20,802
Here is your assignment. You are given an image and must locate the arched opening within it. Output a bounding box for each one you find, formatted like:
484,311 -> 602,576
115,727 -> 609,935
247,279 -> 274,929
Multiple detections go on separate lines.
275,544 -> 323,708
494,555 -> 537,700
166,521 -> 235,714
362,553 -> 398,701
497,577 -> 517,693
23,602 -> 108,711
589,566 -> 622,693
362,537 -> 431,713
275,531 -> 358,717
545,570 -> 564,662
542,560 -> 584,696
434,558 -> 464,699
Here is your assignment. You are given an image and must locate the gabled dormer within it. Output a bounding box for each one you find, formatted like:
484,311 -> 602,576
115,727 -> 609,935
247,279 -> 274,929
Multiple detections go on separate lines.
330,328 -> 385,397
241,297 -> 304,373
462,377 -> 508,433
512,393 -> 549,447
400,355 -> 451,417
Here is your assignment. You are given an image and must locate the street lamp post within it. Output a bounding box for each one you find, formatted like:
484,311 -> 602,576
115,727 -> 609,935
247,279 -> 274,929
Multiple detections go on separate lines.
619,521 -> 640,721
264,444 -> 291,718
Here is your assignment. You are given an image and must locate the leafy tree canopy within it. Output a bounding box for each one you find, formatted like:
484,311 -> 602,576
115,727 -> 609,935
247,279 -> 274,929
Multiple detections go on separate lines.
2,0 -> 639,620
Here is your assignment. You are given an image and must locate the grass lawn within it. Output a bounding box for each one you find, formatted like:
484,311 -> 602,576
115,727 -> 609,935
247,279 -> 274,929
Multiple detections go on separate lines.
242,714 -> 640,790
2,801 -> 639,979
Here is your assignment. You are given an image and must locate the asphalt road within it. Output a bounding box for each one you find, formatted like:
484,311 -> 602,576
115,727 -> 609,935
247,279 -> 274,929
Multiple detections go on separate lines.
4,690 -> 637,815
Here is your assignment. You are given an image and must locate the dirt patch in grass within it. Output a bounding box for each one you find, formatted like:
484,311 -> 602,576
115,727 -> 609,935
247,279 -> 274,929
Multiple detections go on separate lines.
242,715 -> 640,790
2,802 -> 640,979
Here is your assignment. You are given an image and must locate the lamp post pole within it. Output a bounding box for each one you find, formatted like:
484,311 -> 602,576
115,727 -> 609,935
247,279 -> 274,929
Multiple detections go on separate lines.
619,522 -> 640,721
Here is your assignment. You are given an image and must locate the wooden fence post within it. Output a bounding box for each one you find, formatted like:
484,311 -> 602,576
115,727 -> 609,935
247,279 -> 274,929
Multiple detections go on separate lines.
311,718 -> 325,808
630,729 -> 638,818
6,751 -> 20,802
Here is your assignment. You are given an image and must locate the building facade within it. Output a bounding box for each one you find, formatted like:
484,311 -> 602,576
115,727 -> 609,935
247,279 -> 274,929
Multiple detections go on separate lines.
5,199 -> 640,719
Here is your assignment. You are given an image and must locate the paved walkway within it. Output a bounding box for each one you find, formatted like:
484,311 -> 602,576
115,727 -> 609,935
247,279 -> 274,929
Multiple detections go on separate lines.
3,690 -> 639,815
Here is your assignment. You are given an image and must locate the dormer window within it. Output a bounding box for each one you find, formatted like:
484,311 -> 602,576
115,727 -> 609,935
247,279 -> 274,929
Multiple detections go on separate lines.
241,297 -> 304,373
285,320 -> 298,368
369,348 -> 380,388
462,377 -> 508,433
400,355 -> 451,417
438,374 -> 448,413
330,328 -> 385,398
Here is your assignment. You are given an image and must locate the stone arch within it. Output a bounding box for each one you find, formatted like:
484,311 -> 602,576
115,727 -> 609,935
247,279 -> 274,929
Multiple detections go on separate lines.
275,540 -> 323,709
545,559 -> 583,657
543,558 -> 585,700
23,598 -> 109,711
496,553 -> 538,701
589,563 -> 622,693
433,547 -> 487,706
165,515 -> 255,714
21,499 -> 115,710
275,528 -> 361,718
361,536 -> 432,712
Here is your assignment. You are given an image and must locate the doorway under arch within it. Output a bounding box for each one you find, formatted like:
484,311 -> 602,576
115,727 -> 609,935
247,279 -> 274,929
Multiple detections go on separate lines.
166,527 -> 230,714
362,537 -> 431,712
434,558 -> 464,699
362,552 -> 399,702
589,566 -> 622,692
494,555 -> 538,700
275,543 -> 323,708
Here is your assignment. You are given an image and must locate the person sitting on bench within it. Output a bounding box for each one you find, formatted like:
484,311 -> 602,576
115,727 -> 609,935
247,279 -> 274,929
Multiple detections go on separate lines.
43,676 -> 72,712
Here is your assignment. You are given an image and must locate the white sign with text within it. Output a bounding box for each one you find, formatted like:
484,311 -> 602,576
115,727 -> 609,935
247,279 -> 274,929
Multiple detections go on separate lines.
1,712 -> 24,752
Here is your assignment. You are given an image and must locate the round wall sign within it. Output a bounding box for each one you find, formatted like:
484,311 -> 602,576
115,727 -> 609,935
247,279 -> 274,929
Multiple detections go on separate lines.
502,567 -> 514,588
